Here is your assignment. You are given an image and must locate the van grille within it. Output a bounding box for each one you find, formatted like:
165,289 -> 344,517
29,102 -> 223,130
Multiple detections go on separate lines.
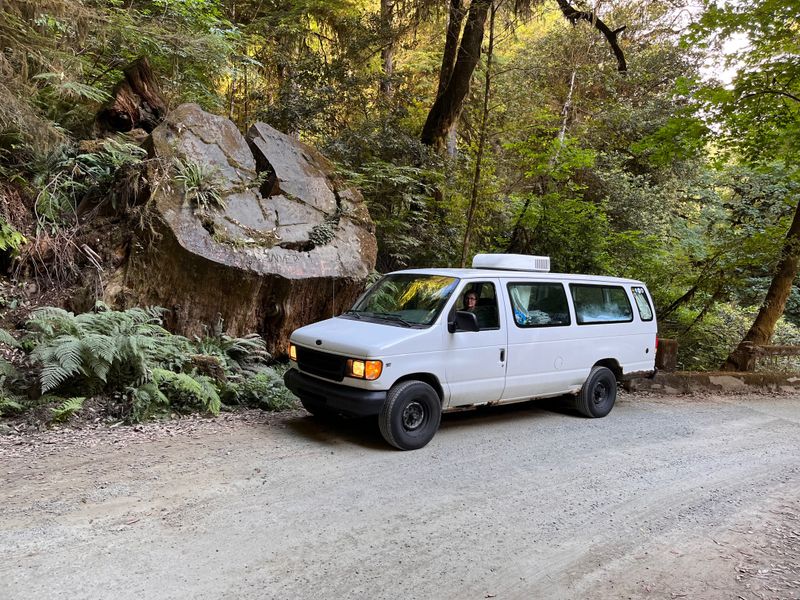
296,346 -> 347,381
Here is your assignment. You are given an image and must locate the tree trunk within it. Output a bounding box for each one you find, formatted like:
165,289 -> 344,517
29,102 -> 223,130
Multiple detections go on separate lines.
460,2 -> 496,267
96,57 -> 167,133
722,199 -> 800,371
380,0 -> 395,98
435,0 -> 467,101
421,0 -> 491,149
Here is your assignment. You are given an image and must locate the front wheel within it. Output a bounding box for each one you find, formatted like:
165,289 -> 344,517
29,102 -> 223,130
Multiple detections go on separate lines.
576,366 -> 617,418
379,380 -> 441,450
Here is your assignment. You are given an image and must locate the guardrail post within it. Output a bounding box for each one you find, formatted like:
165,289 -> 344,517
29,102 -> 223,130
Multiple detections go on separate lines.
655,338 -> 678,372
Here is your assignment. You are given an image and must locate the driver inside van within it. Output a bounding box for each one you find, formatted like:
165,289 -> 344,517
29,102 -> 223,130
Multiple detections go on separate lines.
461,289 -> 498,329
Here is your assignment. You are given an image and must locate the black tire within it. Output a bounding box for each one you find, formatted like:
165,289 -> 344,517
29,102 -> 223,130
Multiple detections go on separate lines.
576,366 -> 617,418
379,380 -> 441,450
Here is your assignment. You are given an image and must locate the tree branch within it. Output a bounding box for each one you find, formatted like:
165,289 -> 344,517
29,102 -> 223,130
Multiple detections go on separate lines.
740,88 -> 800,104
554,0 -> 627,72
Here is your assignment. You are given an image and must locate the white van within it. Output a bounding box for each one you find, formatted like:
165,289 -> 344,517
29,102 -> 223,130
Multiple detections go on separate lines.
285,254 -> 657,450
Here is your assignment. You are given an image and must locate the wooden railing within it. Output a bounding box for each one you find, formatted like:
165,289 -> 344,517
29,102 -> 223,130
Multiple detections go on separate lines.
740,342 -> 800,372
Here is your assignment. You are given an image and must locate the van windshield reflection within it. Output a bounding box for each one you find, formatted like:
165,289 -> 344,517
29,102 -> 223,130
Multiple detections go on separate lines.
343,274 -> 459,327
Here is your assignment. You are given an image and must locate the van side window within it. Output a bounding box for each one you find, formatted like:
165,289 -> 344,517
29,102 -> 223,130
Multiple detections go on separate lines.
508,283 -> 571,327
458,282 -> 499,330
631,286 -> 653,321
570,284 -> 633,324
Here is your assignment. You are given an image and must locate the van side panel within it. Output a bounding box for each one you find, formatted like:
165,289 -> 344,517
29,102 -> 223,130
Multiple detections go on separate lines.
501,280 -> 656,402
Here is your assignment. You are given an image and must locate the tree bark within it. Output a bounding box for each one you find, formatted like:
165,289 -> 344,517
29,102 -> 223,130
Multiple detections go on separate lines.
421,0 -> 491,149
722,199 -> 800,371
96,57 -> 167,133
435,0 -> 467,101
460,2 -> 496,267
380,0 -> 396,98
554,0 -> 627,72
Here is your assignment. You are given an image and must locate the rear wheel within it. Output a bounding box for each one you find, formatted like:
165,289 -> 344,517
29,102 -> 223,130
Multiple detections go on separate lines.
379,380 -> 441,450
576,366 -> 617,418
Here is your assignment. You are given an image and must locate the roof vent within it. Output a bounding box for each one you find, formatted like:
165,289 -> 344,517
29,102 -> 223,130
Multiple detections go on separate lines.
472,253 -> 551,272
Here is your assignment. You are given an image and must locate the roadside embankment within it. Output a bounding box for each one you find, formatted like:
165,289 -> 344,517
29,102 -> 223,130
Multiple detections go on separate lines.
630,371 -> 800,394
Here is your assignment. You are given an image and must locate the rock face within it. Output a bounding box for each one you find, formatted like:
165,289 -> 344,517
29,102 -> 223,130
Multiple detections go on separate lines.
113,104 -> 376,355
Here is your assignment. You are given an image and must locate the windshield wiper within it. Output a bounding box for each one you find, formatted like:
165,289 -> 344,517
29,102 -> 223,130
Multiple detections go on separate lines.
342,310 -> 362,319
372,312 -> 414,327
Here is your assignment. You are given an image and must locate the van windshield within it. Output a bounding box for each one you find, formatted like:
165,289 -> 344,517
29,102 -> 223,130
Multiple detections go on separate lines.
344,274 -> 459,327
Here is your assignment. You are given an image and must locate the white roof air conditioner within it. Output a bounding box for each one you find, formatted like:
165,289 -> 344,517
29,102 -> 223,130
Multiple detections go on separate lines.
472,254 -> 551,272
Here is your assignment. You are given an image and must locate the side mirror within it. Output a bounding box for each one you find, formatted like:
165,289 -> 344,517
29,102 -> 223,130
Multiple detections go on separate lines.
448,310 -> 480,333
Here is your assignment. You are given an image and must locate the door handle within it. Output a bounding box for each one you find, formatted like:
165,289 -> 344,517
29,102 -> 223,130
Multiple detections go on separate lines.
500,348 -> 506,362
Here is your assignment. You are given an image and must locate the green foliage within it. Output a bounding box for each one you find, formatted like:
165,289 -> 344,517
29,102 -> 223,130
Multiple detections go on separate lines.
152,368 -> 221,415
174,158 -> 225,215
0,328 -> 21,349
0,395 -> 24,417
33,139 -> 146,226
224,367 -> 297,411
50,396 -> 85,422
665,303 -> 800,372
193,316 -> 270,372
0,304 -> 293,424
0,219 -> 26,253
26,304 -> 187,393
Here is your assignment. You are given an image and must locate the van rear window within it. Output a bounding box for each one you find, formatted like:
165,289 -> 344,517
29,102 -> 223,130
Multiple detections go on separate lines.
508,283 -> 570,327
631,286 -> 654,321
570,284 -> 633,325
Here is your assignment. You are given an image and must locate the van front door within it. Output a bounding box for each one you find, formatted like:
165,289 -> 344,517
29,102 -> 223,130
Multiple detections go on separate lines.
444,280 -> 507,407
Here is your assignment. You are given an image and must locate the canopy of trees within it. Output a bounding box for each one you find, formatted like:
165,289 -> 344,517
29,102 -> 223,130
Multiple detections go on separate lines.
1,0 -> 799,371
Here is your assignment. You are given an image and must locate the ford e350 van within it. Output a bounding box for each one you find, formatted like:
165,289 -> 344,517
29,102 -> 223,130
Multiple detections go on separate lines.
285,254 -> 657,450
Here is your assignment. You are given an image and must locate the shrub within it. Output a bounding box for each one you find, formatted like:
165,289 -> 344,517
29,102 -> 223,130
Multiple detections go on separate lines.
1,305 -> 296,424
225,367 -> 297,411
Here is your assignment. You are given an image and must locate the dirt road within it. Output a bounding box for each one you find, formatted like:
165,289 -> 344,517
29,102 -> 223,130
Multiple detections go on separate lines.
2,392 -> 799,600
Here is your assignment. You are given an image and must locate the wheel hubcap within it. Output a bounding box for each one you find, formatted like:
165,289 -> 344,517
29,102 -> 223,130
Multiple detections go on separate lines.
593,382 -> 609,406
402,401 -> 425,431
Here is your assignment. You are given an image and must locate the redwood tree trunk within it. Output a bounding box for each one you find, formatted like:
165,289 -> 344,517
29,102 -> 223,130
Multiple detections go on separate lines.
421,0 -> 490,149
380,0 -> 395,98
96,57 -> 167,133
460,2 -> 495,267
722,199 -> 800,371
435,0 -> 467,101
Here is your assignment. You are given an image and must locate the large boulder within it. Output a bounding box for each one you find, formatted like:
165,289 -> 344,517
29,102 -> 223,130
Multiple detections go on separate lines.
112,104 -> 376,355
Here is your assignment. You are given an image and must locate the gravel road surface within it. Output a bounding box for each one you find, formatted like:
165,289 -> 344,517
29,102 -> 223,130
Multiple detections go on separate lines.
2,391 -> 799,600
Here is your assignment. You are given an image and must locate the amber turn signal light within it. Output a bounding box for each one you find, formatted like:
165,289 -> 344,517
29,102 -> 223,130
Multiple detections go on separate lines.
346,359 -> 382,380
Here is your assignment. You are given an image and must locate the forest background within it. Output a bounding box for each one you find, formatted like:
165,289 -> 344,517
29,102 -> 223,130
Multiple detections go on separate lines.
0,0 -> 798,385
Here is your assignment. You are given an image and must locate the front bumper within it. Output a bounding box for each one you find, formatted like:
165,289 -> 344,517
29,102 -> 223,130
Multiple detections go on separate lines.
284,368 -> 387,417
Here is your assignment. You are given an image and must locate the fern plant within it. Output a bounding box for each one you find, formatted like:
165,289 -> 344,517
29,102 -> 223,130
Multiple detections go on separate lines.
50,396 -> 85,422
152,368 -> 221,415
225,367 -> 296,411
26,305 -> 191,393
194,316 -> 269,374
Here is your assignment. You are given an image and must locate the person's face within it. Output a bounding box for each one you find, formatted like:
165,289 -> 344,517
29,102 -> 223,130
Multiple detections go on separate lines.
465,293 -> 477,309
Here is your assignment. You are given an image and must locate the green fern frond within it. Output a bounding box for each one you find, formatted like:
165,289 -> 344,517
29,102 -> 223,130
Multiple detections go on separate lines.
39,362 -> 77,393
128,382 -> 170,422
27,307 -> 82,339
81,333 -> 117,364
153,369 -> 221,415
0,396 -> 24,416
52,336 -> 83,375
0,359 -> 18,377
0,329 -> 21,349
50,396 -> 85,422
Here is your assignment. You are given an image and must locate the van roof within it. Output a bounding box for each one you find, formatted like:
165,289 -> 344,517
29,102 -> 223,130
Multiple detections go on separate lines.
391,268 -> 646,286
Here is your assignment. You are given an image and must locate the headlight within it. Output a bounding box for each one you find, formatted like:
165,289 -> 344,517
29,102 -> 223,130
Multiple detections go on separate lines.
346,359 -> 382,380
288,343 -> 297,361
